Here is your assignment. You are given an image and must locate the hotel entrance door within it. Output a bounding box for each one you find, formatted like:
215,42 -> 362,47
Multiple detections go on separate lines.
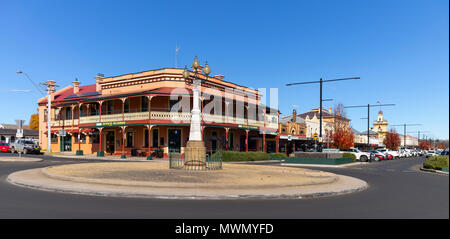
105,131 -> 115,155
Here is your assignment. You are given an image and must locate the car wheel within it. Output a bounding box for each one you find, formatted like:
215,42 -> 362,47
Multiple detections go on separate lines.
360,155 -> 368,162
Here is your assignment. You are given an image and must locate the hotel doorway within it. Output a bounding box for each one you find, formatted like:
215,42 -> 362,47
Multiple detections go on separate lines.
60,135 -> 72,152
105,131 -> 115,155
168,129 -> 181,153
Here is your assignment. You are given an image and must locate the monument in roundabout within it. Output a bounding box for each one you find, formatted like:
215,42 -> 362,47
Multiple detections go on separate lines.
174,56 -> 222,170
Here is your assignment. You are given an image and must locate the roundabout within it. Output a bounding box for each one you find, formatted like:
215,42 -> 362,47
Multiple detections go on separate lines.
7,161 -> 367,199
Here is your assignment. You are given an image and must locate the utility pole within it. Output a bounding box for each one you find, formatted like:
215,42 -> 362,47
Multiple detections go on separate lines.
286,77 -> 360,151
344,103 -> 395,149
391,123 -> 421,148
41,81 -> 58,153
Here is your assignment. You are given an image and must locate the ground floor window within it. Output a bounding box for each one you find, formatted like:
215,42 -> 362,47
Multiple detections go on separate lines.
51,134 -> 58,143
90,131 -> 99,144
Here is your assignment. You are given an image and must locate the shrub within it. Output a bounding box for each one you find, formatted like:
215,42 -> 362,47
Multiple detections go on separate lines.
423,156 -> 449,170
269,153 -> 287,159
343,153 -> 357,162
213,151 -> 271,162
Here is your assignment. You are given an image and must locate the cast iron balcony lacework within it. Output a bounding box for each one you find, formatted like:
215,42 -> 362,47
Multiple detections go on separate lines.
169,149 -> 223,170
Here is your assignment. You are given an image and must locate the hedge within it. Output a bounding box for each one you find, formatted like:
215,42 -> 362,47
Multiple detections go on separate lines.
423,156 -> 449,170
343,153 -> 357,162
211,151 -> 286,162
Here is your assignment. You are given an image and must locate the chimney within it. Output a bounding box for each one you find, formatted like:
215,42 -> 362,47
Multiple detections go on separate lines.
292,109 -> 297,123
328,107 -> 332,114
72,78 -> 80,94
336,109 -> 340,116
95,73 -> 104,93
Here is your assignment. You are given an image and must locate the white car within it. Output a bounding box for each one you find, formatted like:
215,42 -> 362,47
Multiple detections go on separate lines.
387,150 -> 400,159
341,148 -> 371,162
426,150 -> 439,158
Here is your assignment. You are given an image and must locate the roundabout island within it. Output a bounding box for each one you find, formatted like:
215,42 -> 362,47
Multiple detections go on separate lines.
7,161 -> 368,200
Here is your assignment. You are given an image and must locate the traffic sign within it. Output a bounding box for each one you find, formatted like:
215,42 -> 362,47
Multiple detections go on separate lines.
312,133 -> 318,140
16,129 -> 23,138
58,129 -> 66,137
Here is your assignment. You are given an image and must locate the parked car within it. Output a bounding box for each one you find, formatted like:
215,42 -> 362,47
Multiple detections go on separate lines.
377,149 -> 394,160
10,139 -> 41,154
341,148 -> 371,162
426,150 -> 439,158
369,150 -> 385,161
0,142 -> 12,153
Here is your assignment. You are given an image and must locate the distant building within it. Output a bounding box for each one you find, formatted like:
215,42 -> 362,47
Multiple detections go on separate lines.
298,106 -> 351,139
400,134 -> 419,147
278,109 -> 308,154
353,129 -> 379,149
0,124 -> 39,144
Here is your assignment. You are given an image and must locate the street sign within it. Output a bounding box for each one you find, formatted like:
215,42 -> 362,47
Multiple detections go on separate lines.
59,129 -> 66,137
312,133 -> 318,140
287,135 -> 292,141
318,137 -> 323,143
16,129 -> 23,138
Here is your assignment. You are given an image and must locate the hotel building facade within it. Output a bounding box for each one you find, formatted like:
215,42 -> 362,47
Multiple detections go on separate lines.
37,68 -> 279,157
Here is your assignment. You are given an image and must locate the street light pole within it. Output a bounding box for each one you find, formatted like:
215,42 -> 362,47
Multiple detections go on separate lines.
344,103 -> 395,150
286,76 -> 360,151
42,81 -> 57,153
319,78 -> 322,141
391,123 -> 421,148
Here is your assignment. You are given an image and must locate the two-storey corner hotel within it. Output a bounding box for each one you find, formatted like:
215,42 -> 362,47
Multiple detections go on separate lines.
37,68 -> 280,157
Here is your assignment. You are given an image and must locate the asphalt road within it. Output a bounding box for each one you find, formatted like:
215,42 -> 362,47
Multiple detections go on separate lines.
0,153 -> 448,219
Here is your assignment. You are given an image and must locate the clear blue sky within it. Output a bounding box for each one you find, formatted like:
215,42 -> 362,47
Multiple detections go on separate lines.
1,0 -> 448,139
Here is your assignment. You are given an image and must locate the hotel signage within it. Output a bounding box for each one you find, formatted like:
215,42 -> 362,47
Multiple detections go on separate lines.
96,121 -> 126,127
237,125 -> 259,130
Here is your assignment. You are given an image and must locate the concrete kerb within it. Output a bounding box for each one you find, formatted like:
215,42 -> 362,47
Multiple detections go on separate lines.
281,162 -> 368,168
420,167 -> 449,175
7,166 -> 368,200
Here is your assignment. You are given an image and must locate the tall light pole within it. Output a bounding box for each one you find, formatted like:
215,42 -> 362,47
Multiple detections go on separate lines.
182,56 -> 211,169
16,71 -> 57,153
41,81 -> 57,153
16,71 -> 45,96
344,103 -> 395,149
286,77 -> 360,151
391,123 -> 422,148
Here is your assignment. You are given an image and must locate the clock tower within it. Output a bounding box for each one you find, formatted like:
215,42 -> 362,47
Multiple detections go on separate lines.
373,111 -> 388,142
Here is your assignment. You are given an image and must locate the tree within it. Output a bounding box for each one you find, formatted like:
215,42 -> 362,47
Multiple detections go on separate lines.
326,103 -> 354,150
383,129 -> 401,150
419,140 -> 431,150
29,114 -> 39,130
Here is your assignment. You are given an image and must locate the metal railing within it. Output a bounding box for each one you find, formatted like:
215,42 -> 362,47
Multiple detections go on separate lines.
169,150 -> 222,170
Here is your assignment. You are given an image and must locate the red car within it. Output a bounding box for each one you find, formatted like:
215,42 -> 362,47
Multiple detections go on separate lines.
370,151 -> 385,161
0,142 -> 12,153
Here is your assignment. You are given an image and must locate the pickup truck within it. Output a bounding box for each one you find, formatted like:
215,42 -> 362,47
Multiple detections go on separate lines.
10,139 -> 41,154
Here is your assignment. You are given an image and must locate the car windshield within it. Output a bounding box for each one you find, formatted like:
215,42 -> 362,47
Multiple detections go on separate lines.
24,140 -> 34,144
